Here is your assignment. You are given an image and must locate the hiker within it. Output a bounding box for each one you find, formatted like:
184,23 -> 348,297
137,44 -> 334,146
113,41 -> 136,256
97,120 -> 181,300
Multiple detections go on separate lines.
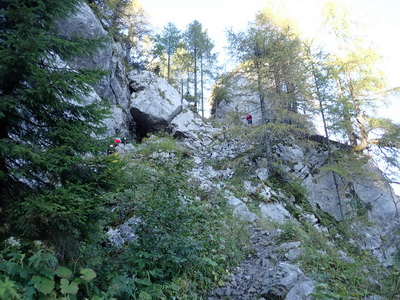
107,145 -> 116,155
113,138 -> 121,147
121,137 -> 127,145
245,113 -> 252,125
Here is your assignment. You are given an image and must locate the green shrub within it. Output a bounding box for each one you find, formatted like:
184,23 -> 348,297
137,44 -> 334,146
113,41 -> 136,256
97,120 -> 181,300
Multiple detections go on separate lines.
277,221 -> 303,243
86,136 -> 249,298
0,243 -> 101,299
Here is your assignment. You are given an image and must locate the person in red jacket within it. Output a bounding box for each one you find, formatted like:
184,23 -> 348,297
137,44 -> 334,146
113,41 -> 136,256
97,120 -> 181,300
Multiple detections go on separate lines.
245,113 -> 252,125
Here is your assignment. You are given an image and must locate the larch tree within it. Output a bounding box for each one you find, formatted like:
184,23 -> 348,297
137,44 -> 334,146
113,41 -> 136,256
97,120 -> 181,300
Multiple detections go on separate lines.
171,45 -> 194,100
153,22 -> 182,82
227,8 -> 313,163
184,20 -> 215,115
184,20 -> 203,113
227,8 -> 311,125
0,0 -> 120,258
119,0 -> 151,65
322,0 -> 395,152
318,1 -> 400,195
198,30 -> 216,118
304,43 -> 346,219
89,0 -> 151,65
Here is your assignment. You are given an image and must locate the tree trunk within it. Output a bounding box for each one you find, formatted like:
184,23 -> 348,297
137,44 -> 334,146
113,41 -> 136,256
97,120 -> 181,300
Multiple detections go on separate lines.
200,56 -> 204,117
348,78 -> 369,152
193,46 -> 198,113
167,53 -> 171,81
337,78 -> 357,146
311,63 -> 344,220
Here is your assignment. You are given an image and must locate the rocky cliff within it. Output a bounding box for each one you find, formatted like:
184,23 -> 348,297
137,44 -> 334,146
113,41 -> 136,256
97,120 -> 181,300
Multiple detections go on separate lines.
57,4 -> 400,298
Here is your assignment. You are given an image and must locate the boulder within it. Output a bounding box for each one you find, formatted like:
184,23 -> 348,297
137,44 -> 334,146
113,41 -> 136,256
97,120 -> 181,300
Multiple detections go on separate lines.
227,195 -> 259,223
256,167 -> 269,181
129,70 -> 182,138
261,262 -> 309,298
285,280 -> 315,300
260,202 -> 295,224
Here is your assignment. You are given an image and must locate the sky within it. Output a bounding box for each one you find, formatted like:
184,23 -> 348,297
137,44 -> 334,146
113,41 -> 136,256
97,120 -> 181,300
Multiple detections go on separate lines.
141,0 -> 400,119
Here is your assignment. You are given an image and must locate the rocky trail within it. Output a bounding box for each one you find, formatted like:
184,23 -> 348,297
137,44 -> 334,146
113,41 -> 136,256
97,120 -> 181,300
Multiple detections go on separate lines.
208,225 -> 312,300
178,130 -> 315,300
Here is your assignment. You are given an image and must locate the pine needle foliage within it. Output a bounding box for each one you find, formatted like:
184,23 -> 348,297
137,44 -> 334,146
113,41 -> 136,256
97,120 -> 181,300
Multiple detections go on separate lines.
0,0 -> 116,257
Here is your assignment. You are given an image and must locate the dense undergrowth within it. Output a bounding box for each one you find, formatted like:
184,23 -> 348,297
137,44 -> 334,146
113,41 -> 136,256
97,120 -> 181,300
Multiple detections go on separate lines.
0,135 -> 250,299
1,131 -> 399,299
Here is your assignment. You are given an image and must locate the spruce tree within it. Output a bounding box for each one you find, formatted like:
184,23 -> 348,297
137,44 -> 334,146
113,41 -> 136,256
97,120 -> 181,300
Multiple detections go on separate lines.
0,0 -> 116,257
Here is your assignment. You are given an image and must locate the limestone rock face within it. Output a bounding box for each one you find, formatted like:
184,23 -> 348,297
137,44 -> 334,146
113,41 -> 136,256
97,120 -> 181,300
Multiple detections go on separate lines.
214,76 -> 265,126
273,141 -> 400,263
56,3 -> 132,138
56,3 -> 218,142
260,202 -> 295,224
128,70 -> 183,138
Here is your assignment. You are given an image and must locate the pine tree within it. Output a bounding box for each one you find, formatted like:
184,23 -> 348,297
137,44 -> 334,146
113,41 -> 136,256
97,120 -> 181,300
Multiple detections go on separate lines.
0,0 -> 117,257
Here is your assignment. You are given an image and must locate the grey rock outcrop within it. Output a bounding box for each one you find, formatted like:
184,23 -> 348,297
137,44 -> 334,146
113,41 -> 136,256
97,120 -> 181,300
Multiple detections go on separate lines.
260,262 -> 310,298
226,195 -> 259,223
260,202 -> 295,224
271,141 -> 400,264
129,70 -> 183,138
56,2 -> 133,139
214,75 -> 265,126
56,2 -> 218,141
285,280 -> 315,300
208,226 -> 313,300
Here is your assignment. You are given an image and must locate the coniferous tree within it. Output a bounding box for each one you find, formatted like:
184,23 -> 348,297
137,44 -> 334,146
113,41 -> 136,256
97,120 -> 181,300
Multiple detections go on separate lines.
0,0 -> 118,257
227,8 -> 313,163
198,32 -> 217,118
227,9 -> 311,125
153,22 -> 182,82
184,21 -> 203,113
89,0 -> 150,65
184,20 -> 215,114
172,45 -> 194,100
322,0 -> 394,152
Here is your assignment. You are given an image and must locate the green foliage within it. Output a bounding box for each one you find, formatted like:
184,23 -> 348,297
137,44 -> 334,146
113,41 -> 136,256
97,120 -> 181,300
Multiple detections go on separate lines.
320,150 -> 370,182
226,9 -> 313,124
209,75 -> 233,117
153,22 -> 182,80
321,1 -> 390,150
277,221 -> 303,243
294,215 -> 399,299
134,134 -> 185,156
0,243 -> 99,299
0,0 -> 119,258
88,135 -> 249,298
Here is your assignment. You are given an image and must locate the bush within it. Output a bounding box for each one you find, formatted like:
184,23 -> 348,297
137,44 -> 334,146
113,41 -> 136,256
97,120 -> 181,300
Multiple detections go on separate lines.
0,243 -> 100,299
86,135 -> 249,298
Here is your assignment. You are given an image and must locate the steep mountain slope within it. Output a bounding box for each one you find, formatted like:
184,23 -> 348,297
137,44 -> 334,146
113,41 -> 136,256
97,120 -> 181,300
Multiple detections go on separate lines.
55,3 -> 400,298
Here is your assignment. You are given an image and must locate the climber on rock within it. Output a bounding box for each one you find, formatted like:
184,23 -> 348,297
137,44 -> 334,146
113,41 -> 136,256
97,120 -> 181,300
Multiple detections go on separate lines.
245,113 -> 252,125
